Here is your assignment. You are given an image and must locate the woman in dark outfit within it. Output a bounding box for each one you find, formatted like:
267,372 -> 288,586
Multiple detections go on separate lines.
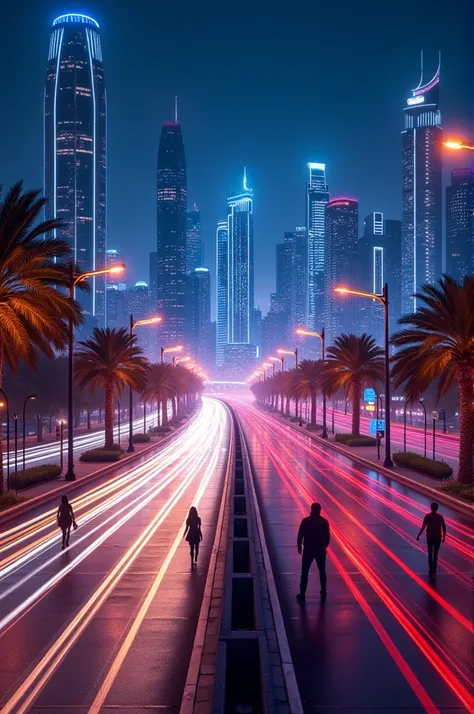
57,495 -> 77,550
184,506 -> 202,566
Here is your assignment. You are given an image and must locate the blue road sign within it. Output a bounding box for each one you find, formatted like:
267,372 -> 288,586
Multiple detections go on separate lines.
370,419 -> 385,435
364,388 -> 376,403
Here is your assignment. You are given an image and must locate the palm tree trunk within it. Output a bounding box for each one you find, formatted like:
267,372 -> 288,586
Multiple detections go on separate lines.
104,380 -> 115,449
457,368 -> 473,484
0,349 -> 4,494
87,410 -> 91,430
37,414 -> 43,443
162,399 -> 169,427
171,398 -> 177,421
310,388 -> 317,427
351,381 -> 361,436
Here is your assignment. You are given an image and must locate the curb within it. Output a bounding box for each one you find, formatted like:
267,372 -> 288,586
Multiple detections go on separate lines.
0,410 -> 199,525
179,403 -> 234,714
270,411 -> 473,518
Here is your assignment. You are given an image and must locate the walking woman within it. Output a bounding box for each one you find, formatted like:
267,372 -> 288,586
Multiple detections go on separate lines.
184,506 -> 202,566
57,495 -> 77,550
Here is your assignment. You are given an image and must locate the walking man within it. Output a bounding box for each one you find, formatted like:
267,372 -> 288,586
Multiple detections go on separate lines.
296,503 -> 330,602
416,502 -> 446,575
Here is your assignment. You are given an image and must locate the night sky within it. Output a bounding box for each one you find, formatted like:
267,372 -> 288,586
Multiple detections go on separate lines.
1,0 -> 472,315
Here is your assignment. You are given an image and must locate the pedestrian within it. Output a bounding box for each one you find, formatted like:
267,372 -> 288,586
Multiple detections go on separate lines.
57,495 -> 77,550
296,502 -> 330,602
184,506 -> 202,567
416,502 -> 446,575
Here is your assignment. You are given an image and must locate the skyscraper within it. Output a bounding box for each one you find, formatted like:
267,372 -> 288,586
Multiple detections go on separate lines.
446,169 -> 474,281
384,219 -> 403,336
226,171 -> 255,346
306,163 -> 329,330
189,268 -> 212,366
216,221 -> 228,366
127,282 -> 150,355
105,249 -> 122,327
186,206 -> 202,273
285,227 -> 307,342
45,13 -> 106,323
324,198 -> 359,343
401,57 -> 442,314
156,115 -> 187,346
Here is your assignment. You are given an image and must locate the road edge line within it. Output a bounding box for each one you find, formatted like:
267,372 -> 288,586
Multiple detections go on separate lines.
179,402 -> 234,714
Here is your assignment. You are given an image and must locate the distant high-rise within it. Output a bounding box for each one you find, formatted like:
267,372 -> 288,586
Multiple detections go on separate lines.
446,169 -> 474,281
189,268 -> 212,366
105,249 -> 121,326
128,282 -> 149,354
384,219 -> 403,336
401,56 -> 442,314
156,111 -> 187,346
106,284 -> 126,330
148,251 -> 159,360
306,163 -> 329,330
324,198 -> 359,343
284,227 -> 307,344
216,220 -> 228,366
227,171 -> 255,346
186,206 -> 202,273
45,13 -> 106,323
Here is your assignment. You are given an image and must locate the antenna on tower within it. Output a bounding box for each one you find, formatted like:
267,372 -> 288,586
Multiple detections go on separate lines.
243,166 -> 248,192
420,50 -> 424,85
174,96 -> 178,123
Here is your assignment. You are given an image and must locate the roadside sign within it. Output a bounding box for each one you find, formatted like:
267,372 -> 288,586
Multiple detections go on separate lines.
370,418 -> 385,435
364,388 -> 376,403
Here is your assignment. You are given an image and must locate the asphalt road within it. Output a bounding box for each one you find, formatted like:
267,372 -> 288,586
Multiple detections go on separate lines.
231,399 -> 472,714
0,398 -> 230,713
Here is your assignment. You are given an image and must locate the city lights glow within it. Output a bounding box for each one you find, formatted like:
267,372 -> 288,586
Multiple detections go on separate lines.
444,140 -> 474,151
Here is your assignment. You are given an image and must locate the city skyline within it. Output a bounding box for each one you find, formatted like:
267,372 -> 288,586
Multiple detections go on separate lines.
2,1 -> 470,315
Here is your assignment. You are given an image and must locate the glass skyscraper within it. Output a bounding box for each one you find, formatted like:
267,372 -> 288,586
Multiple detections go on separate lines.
306,163 -> 329,330
189,268 -> 212,366
186,205 -> 202,273
156,120 -> 187,346
401,57 -> 442,314
216,220 -> 228,366
45,13 -> 106,323
446,169 -> 474,281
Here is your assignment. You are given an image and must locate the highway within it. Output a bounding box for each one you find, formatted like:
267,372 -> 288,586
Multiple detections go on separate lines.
0,398 -> 230,713
231,399 -> 472,713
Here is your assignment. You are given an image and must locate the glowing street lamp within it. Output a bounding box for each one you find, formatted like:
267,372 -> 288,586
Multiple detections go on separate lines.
66,263 -> 126,481
22,395 -> 36,470
295,327 -> 327,438
443,140 -> 474,151
334,283 -> 393,467
277,348 -> 299,420
269,355 -> 284,371
161,344 -> 183,363
128,314 -> 162,453
175,356 -> 191,366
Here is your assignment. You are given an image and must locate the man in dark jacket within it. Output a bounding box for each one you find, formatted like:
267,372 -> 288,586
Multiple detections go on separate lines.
416,502 -> 446,575
296,503 -> 330,602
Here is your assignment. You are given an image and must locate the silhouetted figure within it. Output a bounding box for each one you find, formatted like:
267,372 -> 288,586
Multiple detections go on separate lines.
416,502 -> 446,575
296,503 -> 330,602
57,495 -> 77,550
184,506 -> 202,566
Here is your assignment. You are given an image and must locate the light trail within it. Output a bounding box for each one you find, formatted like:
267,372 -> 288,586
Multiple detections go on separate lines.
0,399 -> 229,713
232,401 -> 472,713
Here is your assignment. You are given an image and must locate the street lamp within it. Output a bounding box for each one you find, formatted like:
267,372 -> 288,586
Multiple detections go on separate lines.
0,388 -> 10,490
22,394 -> 36,470
161,344 -> 183,363
295,328 -> 328,439
128,314 -> 162,453
175,355 -> 191,366
58,419 -> 66,471
277,348 -> 298,420
335,283 -> 393,467
269,355 -> 284,371
443,140 -> 474,151
67,263 -> 125,481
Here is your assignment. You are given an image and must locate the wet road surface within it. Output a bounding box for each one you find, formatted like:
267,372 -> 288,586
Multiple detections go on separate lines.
231,400 -> 472,714
0,398 -> 230,713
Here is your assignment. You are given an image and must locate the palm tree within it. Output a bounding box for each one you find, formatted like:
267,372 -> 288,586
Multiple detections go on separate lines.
142,363 -> 178,428
323,333 -> 384,436
391,275 -> 474,484
295,360 -> 323,427
74,328 -> 148,449
0,182 -> 82,491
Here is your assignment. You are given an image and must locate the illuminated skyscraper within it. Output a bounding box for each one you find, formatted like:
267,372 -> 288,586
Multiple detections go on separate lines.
284,227 -> 307,342
324,198 -> 359,343
216,220 -> 228,366
189,268 -> 212,365
127,282 -> 150,355
306,163 -> 329,330
401,56 -> 442,314
45,13 -> 106,323
227,171 -> 255,347
186,205 -> 202,273
156,113 -> 187,346
446,169 -> 474,281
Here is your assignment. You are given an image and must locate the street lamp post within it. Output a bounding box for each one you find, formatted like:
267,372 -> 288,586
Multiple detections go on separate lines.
295,328 -> 328,439
22,394 -> 36,471
66,263 -> 125,481
117,401 -> 121,447
161,344 -> 183,364
335,284 -> 393,467
277,348 -> 298,419
419,399 -> 427,458
13,414 -> 18,484
0,388 -> 10,491
128,314 -> 162,453
59,420 -> 65,471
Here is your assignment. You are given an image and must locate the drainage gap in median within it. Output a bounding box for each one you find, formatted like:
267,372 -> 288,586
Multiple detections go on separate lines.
233,539 -> 250,573
234,517 -> 248,538
234,495 -> 246,515
224,639 -> 262,714
231,577 -> 255,630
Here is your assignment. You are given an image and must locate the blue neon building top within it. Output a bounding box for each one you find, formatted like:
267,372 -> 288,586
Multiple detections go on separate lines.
53,13 -> 99,28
